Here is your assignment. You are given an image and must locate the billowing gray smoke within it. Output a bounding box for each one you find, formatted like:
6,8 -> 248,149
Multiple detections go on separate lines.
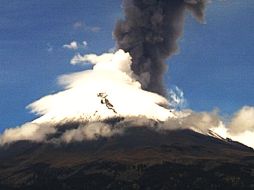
114,0 -> 207,96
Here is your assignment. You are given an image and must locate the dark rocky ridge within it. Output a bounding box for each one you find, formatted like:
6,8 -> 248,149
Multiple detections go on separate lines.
0,123 -> 254,190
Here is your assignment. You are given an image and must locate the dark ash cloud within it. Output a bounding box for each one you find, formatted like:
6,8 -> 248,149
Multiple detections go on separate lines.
114,0 -> 207,96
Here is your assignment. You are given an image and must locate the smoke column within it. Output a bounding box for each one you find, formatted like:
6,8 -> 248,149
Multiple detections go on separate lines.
114,0 -> 207,96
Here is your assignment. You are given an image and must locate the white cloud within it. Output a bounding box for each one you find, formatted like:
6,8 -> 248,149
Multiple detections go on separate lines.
212,124 -> 254,149
229,131 -> 254,149
228,106 -> 254,134
0,122 -> 56,145
211,106 -> 254,149
61,122 -> 122,143
63,41 -> 88,50
162,110 -> 220,134
167,86 -> 187,110
70,51 -> 120,65
63,41 -> 78,50
70,54 -> 86,65
82,41 -> 88,48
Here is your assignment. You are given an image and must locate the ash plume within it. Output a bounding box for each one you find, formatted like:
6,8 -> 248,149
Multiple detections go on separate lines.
114,0 -> 207,96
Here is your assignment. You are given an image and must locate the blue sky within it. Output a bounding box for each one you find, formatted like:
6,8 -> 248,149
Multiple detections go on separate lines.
0,0 -> 253,131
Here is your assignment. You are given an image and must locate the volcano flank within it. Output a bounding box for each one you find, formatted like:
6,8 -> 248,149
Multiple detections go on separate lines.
0,121 -> 254,190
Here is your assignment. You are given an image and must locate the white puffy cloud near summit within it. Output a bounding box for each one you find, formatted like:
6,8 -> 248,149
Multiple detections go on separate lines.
70,51 -> 116,65
28,49 -> 173,124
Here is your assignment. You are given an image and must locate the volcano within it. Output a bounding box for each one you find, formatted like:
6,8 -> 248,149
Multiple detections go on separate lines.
0,121 -> 254,190
1,1 -> 254,189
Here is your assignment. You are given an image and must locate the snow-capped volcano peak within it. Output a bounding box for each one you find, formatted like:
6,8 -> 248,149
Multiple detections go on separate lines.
29,50 -> 175,125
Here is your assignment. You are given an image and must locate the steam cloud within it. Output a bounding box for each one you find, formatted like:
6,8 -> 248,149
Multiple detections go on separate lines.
114,0 -> 206,96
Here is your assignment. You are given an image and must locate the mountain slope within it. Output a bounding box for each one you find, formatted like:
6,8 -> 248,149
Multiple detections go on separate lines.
0,125 -> 254,190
